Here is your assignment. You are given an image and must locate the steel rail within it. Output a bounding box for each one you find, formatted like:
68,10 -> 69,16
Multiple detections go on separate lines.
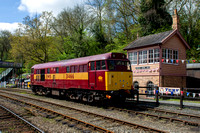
0,104 -> 44,133
0,91 -> 167,133
109,107 -> 200,126
139,106 -> 200,119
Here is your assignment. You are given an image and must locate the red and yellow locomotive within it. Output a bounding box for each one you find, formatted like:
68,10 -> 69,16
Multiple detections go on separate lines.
30,52 -> 134,102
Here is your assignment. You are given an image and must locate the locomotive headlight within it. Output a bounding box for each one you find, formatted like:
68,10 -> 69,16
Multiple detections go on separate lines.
122,85 -> 124,87
106,95 -> 111,99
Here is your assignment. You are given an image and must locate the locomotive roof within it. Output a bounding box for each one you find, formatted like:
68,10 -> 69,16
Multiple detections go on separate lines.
32,52 -> 128,69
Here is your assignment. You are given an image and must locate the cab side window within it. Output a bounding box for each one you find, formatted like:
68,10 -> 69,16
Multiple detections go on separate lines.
102,60 -> 106,70
96,60 -> 106,70
96,61 -> 101,70
91,62 -> 95,70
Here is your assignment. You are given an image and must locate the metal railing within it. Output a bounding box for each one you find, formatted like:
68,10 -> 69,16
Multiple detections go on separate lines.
135,86 -> 200,109
0,68 -> 13,81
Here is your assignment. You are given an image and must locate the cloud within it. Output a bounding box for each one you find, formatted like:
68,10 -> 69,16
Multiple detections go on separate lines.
1,0 -> 86,33
18,0 -> 86,16
0,23 -> 19,33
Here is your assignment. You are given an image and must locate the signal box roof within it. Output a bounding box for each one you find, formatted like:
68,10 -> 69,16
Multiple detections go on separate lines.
124,29 -> 190,50
32,52 -> 128,69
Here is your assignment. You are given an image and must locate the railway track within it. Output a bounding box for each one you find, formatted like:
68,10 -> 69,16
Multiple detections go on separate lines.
0,104 -> 44,133
2,87 -> 200,110
0,94 -> 113,133
2,88 -> 200,132
108,106 -> 200,126
0,88 -> 32,94
0,90 -> 167,133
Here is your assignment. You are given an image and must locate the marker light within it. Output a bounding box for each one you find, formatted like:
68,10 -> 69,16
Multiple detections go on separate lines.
106,95 -> 112,99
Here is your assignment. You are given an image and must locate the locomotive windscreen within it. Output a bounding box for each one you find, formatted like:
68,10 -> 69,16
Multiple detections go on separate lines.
107,60 -> 131,71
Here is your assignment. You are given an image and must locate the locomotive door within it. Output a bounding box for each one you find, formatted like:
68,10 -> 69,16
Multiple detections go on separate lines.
52,75 -> 56,88
89,61 -> 96,89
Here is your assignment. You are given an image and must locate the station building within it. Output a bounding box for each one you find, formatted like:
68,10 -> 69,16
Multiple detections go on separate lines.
124,10 -> 190,94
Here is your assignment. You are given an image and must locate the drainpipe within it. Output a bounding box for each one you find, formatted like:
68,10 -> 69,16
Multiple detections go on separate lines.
159,44 -> 162,87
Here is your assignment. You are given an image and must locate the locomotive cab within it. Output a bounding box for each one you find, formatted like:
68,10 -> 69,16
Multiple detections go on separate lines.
88,53 -> 134,102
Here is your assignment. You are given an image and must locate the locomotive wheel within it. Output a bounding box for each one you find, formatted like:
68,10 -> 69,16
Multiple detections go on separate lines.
35,87 -> 40,95
43,88 -> 51,96
38,87 -> 44,95
82,95 -> 88,102
42,88 -> 47,95
69,94 -> 76,100
59,90 -> 66,99
87,95 -> 94,103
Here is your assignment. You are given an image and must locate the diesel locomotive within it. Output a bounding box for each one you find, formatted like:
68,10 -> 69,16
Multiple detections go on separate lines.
30,52 -> 134,102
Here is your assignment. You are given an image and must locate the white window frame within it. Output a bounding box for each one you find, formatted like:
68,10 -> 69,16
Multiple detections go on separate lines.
132,52 -> 137,65
139,50 -> 147,64
128,52 -> 133,64
148,49 -> 154,64
162,48 -> 179,65
173,50 -> 179,64
154,48 -> 160,63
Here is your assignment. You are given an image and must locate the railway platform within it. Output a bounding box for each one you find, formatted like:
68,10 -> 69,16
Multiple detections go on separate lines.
138,98 -> 200,109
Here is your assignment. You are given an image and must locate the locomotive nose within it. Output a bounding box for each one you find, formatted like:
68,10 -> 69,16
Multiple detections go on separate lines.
106,71 -> 132,91
113,72 -> 132,89
117,72 -> 132,89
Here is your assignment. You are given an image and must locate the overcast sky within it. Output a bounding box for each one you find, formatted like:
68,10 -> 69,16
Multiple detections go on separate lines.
0,0 -> 86,33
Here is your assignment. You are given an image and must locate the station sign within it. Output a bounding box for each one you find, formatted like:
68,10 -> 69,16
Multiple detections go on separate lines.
159,87 -> 180,95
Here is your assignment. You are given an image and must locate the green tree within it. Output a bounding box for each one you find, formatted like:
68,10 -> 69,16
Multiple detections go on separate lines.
87,0 -> 109,50
139,0 -> 172,36
166,0 -> 200,60
112,0 -> 140,41
52,5 -> 94,58
0,30 -> 12,61
11,12 -> 54,63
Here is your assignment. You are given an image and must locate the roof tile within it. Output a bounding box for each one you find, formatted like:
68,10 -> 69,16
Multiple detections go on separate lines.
124,30 -> 174,50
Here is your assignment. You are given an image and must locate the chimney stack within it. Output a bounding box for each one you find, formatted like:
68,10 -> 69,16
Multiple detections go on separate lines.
172,9 -> 180,30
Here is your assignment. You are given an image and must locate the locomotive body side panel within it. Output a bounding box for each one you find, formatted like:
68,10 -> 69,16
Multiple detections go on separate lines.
34,72 -> 89,89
